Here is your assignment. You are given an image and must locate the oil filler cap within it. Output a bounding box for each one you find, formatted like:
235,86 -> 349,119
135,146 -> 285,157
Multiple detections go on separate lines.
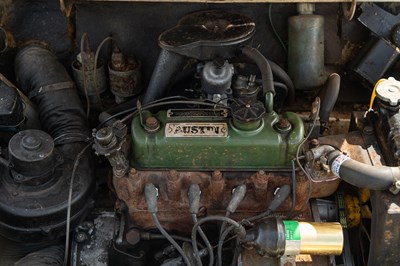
376,77 -> 400,106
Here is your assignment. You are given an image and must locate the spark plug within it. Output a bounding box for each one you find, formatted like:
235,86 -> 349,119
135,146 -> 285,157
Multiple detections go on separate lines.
188,184 -> 214,266
145,183 -> 158,214
144,183 -> 191,266
226,184 -> 247,214
188,183 -> 201,215
247,184 -> 291,222
220,184 -> 247,237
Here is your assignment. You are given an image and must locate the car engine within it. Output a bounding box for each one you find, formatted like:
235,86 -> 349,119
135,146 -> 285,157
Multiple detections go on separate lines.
1,1 -> 400,266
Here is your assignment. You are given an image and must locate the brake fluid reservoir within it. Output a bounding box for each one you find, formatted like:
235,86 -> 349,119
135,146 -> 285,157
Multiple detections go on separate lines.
288,3 -> 326,90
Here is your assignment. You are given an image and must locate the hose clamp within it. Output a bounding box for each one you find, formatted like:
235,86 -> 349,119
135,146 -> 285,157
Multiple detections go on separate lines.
29,81 -> 74,99
389,168 -> 400,194
331,153 -> 350,177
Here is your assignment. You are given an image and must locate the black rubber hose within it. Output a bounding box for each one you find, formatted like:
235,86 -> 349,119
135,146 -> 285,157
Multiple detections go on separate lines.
328,151 -> 396,190
12,43 -> 94,244
242,46 -> 275,96
14,245 -> 64,266
142,49 -> 186,104
319,73 -> 341,125
267,59 -> 295,104
14,43 -> 90,143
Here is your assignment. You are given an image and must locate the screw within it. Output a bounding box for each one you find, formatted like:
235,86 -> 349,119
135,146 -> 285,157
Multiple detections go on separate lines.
96,127 -> 114,145
126,228 -> 141,246
145,116 -> 160,133
275,118 -> 292,133
75,232 -> 88,243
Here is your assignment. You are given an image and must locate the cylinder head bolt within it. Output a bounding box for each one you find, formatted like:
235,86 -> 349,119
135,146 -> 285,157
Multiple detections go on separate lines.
144,116 -> 160,133
8,129 -> 56,185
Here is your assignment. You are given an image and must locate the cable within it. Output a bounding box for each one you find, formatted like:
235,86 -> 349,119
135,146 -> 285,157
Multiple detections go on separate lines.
217,225 -> 237,266
148,232 -> 205,249
121,100 -> 230,123
191,214 -> 214,266
215,183 -> 291,262
288,159 -> 296,218
219,210 -> 230,241
150,213 -> 191,266
80,33 -> 91,117
97,95 -> 190,128
97,98 -> 230,129
145,183 -> 191,265
93,36 -> 113,107
63,141 -> 94,266
191,216 -> 245,266
296,97 -> 321,212
268,4 -> 287,54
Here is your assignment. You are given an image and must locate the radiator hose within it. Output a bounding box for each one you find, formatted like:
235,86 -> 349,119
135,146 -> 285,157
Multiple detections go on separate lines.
308,145 -> 397,190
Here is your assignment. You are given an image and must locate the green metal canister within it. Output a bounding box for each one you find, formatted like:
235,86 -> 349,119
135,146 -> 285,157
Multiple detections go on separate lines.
288,4 -> 326,90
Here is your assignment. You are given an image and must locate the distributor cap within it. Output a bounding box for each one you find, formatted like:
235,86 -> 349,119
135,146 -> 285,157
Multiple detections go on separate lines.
376,77 -> 400,106
159,10 -> 255,60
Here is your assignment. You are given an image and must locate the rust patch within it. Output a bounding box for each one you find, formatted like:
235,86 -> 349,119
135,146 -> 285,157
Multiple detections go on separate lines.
114,168 -> 339,234
336,41 -> 363,65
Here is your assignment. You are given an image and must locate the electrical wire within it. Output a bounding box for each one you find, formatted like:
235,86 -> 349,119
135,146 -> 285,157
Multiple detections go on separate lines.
150,213 -> 191,266
97,98 -> 230,129
121,100 -> 230,123
219,210 -> 230,241
80,33 -> 91,117
191,216 -> 244,266
268,4 -> 287,55
214,182 -> 291,265
296,97 -> 321,212
217,225 -> 236,266
148,232 -> 205,249
93,36 -> 113,107
63,141 -> 94,266
191,214 -> 214,266
288,159 -> 296,218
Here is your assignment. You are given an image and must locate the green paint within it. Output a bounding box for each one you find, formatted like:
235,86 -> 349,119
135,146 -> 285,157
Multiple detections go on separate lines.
131,110 -> 304,170
283,220 -> 301,241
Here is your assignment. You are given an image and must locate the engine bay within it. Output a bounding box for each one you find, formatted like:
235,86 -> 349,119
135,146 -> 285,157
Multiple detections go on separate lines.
1,1 -> 400,265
